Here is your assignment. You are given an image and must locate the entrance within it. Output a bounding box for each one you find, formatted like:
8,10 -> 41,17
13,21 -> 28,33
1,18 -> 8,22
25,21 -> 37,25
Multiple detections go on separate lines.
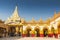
17,27 -> 22,36
43,28 -> 48,37
0,27 -> 7,37
35,28 -> 40,37
8,27 -> 16,37
51,27 -> 55,36
26,28 -> 31,37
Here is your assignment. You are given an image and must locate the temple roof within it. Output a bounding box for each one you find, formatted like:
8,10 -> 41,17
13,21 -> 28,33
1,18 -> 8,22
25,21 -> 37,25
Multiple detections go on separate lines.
11,6 -> 20,19
30,17 -> 36,23
51,12 -> 60,22
4,6 -> 60,25
5,6 -> 21,25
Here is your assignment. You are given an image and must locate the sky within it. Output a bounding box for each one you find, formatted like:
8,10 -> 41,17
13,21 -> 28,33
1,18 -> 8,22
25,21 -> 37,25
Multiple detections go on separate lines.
0,0 -> 60,21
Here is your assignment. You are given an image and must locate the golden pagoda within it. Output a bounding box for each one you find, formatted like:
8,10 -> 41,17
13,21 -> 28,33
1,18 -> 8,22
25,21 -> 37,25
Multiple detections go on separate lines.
4,6 -> 23,37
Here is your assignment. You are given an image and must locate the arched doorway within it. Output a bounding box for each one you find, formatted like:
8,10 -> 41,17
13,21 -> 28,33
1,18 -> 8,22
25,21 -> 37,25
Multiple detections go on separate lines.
26,27 -> 31,37
51,27 -> 55,36
8,26 -> 16,37
43,28 -> 48,37
34,27 -> 40,37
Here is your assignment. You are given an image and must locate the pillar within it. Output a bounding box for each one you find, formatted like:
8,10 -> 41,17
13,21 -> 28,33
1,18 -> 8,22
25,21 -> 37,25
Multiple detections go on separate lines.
30,30 -> 35,37
48,29 -> 53,37
15,26 -> 19,35
6,27 -> 8,37
40,30 -> 44,37
22,30 -> 27,37
54,29 -> 58,38
19,26 -> 23,36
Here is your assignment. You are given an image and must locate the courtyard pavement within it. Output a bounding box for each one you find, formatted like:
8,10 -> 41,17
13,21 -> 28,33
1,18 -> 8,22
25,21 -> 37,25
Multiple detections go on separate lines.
0,37 -> 60,40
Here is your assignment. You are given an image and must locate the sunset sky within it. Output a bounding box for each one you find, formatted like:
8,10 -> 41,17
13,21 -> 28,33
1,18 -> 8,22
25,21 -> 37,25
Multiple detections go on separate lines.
0,0 -> 60,21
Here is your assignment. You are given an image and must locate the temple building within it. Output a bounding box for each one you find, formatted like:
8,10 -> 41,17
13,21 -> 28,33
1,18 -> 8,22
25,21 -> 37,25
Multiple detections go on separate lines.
0,20 -> 8,37
0,6 -> 60,38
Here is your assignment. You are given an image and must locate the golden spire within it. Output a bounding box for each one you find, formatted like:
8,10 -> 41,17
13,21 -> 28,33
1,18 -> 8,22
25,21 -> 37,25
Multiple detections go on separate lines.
11,6 -> 20,18
5,6 -> 20,24
45,18 -> 51,24
51,11 -> 57,21
39,18 -> 43,24
53,11 -> 57,19
30,17 -> 36,23
10,6 -> 20,21
21,18 -> 26,23
57,12 -> 60,17
32,17 -> 35,21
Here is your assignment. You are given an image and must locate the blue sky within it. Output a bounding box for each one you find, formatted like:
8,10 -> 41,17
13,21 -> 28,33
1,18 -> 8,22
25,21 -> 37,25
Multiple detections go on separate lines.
0,0 -> 60,21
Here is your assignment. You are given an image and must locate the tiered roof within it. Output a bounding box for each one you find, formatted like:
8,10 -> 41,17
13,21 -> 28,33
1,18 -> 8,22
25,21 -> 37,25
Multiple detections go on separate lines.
5,6 -> 21,25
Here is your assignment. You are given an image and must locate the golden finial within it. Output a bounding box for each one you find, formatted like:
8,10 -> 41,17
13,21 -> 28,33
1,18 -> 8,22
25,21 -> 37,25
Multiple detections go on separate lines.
21,18 -> 26,23
32,17 -> 34,21
31,17 -> 36,23
46,18 -> 51,24
53,11 -> 57,18
39,18 -> 43,24
52,11 -> 57,21
57,12 -> 60,17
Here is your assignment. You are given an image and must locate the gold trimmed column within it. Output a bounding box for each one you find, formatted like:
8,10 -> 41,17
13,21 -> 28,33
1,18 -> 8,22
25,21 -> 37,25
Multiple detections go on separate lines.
22,30 -> 27,37
40,29 -> 44,37
30,30 -> 35,37
54,29 -> 58,38
19,26 -> 23,36
48,29 -> 53,37
15,26 -> 19,35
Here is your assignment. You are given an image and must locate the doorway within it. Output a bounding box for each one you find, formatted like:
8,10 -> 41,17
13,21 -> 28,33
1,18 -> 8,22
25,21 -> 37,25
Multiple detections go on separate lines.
43,28 -> 48,37
35,28 -> 40,37
26,28 -> 31,37
8,27 -> 16,37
